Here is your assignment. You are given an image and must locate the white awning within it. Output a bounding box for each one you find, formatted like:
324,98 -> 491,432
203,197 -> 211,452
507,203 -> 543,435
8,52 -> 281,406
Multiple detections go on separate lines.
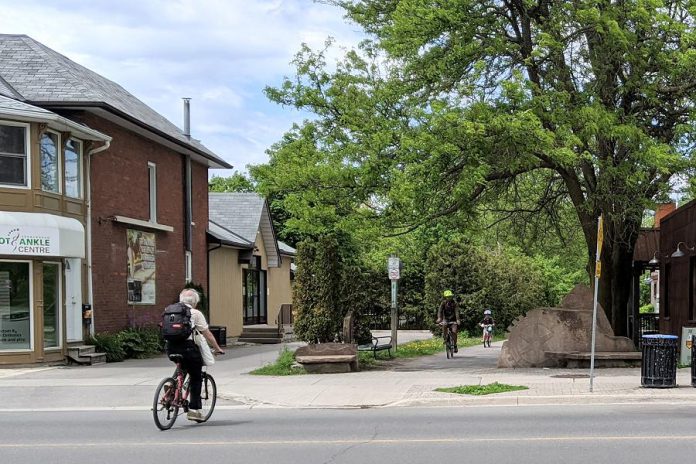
0,212 -> 85,258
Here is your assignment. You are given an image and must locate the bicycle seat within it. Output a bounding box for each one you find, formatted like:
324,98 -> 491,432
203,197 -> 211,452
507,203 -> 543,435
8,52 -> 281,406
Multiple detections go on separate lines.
168,354 -> 184,363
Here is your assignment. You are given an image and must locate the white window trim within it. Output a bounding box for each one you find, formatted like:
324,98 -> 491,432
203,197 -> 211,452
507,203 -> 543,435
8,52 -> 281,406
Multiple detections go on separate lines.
43,261 -> 62,350
64,138 -> 83,199
185,251 -> 192,283
148,162 -> 157,222
0,259 -> 34,352
0,120 -> 31,190
40,130 -> 62,194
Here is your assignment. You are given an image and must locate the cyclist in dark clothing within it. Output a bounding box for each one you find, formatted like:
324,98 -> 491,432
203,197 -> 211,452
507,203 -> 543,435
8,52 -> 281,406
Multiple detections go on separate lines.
436,290 -> 460,352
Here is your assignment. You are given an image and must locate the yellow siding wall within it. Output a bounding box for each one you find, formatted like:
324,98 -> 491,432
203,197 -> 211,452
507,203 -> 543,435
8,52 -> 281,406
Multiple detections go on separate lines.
208,247 -> 243,337
268,258 -> 293,324
209,233 -> 293,335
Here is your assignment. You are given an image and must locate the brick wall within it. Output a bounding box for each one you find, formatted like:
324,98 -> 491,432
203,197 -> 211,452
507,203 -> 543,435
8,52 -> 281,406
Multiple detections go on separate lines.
85,115 -> 209,332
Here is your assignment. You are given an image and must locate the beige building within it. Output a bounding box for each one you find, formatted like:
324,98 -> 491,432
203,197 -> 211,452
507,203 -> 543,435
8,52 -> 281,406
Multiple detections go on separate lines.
207,193 -> 294,338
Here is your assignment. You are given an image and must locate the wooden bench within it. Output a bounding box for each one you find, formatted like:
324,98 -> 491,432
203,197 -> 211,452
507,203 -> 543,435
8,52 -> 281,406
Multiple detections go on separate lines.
358,336 -> 393,359
545,351 -> 642,368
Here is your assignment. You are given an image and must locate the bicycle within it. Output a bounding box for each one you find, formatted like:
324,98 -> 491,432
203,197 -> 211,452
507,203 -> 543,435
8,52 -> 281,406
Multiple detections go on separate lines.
481,323 -> 494,348
440,321 -> 457,359
152,353 -> 217,430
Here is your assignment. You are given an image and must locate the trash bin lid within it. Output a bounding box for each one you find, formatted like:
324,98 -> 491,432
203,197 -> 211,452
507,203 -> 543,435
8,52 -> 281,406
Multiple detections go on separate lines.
642,334 -> 678,339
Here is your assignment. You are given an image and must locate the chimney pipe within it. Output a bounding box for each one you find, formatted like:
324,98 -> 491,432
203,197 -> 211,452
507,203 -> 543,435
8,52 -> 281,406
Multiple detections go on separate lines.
183,97 -> 191,139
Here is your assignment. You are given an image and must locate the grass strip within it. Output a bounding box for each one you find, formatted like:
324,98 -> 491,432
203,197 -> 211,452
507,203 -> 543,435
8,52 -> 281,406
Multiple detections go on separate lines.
249,348 -> 305,376
436,382 -> 528,396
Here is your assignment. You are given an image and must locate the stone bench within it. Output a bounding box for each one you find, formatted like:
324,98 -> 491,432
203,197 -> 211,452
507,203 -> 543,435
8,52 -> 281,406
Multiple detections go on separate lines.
295,343 -> 358,373
545,351 -> 642,368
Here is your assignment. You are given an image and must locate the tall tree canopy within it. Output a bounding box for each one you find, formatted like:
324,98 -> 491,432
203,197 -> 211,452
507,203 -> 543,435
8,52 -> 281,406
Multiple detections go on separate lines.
259,0 -> 696,335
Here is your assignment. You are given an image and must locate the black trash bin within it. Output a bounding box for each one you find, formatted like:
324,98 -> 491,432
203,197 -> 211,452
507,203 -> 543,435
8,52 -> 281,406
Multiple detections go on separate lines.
209,326 -> 227,347
641,334 -> 678,388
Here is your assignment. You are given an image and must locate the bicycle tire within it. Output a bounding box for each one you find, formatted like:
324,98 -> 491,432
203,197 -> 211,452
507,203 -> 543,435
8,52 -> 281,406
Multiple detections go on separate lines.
445,332 -> 452,359
196,373 -> 217,423
153,377 -> 179,431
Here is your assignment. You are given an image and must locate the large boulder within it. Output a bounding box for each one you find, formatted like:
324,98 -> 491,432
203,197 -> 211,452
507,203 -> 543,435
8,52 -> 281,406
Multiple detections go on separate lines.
498,284 -> 636,367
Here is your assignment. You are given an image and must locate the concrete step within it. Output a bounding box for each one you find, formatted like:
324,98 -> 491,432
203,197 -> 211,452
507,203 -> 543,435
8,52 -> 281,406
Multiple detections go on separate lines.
240,332 -> 282,339
238,337 -> 283,344
241,327 -> 281,334
66,345 -> 107,365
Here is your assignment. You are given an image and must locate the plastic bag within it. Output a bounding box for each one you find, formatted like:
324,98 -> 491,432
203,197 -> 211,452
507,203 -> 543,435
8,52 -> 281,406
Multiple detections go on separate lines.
194,330 -> 215,366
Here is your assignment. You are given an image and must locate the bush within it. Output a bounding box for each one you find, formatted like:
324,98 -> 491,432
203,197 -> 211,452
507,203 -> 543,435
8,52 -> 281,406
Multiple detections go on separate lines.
293,232 -> 366,343
88,332 -> 126,363
640,303 -> 655,314
119,327 -> 164,359
87,327 -> 164,362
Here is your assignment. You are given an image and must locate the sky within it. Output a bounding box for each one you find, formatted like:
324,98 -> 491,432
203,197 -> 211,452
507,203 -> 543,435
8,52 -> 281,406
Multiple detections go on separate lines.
0,0 -> 365,175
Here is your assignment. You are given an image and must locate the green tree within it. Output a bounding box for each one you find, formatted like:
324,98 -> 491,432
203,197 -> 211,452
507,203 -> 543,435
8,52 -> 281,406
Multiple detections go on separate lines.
265,1 -> 696,335
209,172 -> 256,193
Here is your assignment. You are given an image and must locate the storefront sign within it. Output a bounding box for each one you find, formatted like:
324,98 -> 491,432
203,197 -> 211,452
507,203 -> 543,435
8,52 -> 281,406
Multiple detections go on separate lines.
127,229 -> 156,304
0,226 -> 59,256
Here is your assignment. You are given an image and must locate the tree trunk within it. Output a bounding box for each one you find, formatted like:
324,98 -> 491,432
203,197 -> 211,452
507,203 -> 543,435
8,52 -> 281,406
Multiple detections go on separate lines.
589,220 -> 640,338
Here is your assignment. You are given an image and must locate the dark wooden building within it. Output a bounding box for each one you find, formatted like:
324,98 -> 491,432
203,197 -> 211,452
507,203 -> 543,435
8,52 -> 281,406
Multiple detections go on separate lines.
659,200 -> 696,337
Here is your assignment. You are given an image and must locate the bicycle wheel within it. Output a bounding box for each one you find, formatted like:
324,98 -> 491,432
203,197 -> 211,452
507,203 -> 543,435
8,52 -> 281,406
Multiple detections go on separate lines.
445,332 -> 452,359
196,373 -> 217,423
153,377 -> 179,431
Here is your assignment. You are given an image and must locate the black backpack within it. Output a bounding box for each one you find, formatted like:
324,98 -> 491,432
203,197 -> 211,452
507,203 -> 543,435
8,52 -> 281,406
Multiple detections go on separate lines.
161,302 -> 192,343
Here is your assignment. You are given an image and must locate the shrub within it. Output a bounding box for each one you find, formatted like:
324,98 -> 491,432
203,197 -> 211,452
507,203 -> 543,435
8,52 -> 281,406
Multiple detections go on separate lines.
119,327 -> 164,359
293,232 -> 366,343
87,327 -> 163,362
88,332 -> 126,363
640,303 -> 655,314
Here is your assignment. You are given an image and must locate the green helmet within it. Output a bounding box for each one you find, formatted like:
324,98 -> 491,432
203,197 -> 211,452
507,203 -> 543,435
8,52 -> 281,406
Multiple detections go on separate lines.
443,290 -> 453,298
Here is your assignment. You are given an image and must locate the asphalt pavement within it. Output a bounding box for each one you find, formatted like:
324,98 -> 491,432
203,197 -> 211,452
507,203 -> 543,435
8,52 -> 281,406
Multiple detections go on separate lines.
2,331 -> 696,410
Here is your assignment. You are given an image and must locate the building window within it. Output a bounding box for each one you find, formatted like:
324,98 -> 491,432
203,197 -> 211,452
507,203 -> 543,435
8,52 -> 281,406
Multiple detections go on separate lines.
148,162 -> 157,222
0,260 -> 32,351
0,122 -> 29,187
40,131 -> 60,193
43,262 -> 61,349
64,139 -> 82,198
185,251 -> 192,283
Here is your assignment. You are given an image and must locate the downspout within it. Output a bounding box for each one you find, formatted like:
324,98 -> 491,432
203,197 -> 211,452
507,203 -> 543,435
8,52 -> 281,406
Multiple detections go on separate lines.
183,98 -> 193,259
86,140 -> 111,337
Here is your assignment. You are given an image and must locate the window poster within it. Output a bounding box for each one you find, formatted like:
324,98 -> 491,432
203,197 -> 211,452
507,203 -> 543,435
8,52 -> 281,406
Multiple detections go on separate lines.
126,229 -> 156,304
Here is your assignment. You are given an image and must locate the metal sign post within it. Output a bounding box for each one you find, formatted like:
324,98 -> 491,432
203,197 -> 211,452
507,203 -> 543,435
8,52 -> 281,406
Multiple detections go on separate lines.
590,215 -> 603,393
388,256 -> 400,351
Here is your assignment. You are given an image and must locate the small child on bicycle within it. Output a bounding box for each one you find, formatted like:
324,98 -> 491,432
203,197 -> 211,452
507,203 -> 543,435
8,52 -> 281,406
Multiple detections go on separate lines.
437,290 -> 460,353
479,309 -> 495,347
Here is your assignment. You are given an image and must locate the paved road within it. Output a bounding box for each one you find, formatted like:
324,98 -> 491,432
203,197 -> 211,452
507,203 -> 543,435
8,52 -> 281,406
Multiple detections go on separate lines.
1,404 -> 695,464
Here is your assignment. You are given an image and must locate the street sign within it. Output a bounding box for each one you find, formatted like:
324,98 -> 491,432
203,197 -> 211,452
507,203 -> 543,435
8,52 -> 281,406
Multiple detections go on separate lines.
388,256 -> 400,280
596,215 -> 604,258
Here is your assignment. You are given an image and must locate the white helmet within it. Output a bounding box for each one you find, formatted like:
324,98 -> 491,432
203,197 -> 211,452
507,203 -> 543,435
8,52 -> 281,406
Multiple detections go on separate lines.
484,309 -> 492,315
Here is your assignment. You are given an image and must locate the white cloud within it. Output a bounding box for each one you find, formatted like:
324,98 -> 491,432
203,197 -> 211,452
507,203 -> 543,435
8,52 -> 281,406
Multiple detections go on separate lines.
0,0 -> 364,172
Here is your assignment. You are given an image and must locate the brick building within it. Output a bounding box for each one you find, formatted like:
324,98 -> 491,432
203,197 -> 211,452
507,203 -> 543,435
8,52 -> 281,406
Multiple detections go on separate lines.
0,35 -> 230,364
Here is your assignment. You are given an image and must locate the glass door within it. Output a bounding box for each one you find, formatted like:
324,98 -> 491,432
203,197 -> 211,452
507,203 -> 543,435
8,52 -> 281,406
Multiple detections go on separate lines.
43,262 -> 61,349
243,269 -> 267,325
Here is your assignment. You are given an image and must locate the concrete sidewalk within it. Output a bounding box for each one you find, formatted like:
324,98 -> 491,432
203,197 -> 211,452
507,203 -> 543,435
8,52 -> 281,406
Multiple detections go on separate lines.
215,340 -> 696,408
1,334 -> 695,410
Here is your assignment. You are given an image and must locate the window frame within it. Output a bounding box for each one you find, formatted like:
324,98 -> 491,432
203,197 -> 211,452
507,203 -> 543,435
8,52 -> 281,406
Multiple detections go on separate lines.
0,259 -> 34,352
64,138 -> 83,199
148,162 -> 157,222
39,129 -> 62,194
42,261 -> 62,350
0,120 -> 31,189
